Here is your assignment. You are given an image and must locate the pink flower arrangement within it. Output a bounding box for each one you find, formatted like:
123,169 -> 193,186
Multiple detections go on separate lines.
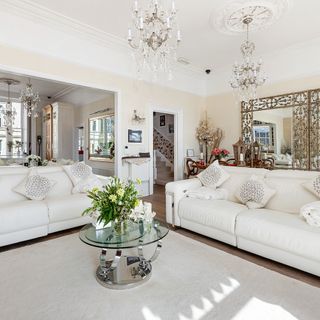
212,148 -> 230,159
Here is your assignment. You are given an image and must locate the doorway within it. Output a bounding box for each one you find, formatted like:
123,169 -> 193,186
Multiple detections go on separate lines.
153,112 -> 175,186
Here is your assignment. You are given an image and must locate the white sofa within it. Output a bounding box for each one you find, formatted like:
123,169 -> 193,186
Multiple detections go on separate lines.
166,166 -> 320,276
0,166 -> 109,247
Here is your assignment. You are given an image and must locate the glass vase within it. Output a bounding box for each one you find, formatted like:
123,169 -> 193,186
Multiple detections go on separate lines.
113,220 -> 128,236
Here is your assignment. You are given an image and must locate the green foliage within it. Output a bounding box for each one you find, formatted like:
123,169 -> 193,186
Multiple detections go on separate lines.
82,177 -> 140,226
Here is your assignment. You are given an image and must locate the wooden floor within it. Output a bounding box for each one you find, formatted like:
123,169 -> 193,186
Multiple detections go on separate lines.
1,184 -> 319,288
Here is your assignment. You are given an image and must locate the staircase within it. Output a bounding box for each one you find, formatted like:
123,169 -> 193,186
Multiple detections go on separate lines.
154,155 -> 174,185
153,128 -> 174,186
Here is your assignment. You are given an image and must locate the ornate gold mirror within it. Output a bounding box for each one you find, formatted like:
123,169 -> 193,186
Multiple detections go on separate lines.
241,89 -> 320,171
88,114 -> 115,161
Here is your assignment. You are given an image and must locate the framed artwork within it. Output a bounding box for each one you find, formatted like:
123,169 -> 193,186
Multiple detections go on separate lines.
186,149 -> 194,157
160,115 -> 165,126
128,129 -> 142,143
168,124 -> 174,133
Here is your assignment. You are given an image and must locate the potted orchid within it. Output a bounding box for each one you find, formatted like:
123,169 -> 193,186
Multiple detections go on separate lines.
212,148 -> 230,161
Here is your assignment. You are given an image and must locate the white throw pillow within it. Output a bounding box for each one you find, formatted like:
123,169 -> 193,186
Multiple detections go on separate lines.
186,187 -> 229,200
235,175 -> 276,209
300,201 -> 320,227
197,160 -> 230,189
63,162 -> 103,193
302,175 -> 320,198
13,169 -> 55,201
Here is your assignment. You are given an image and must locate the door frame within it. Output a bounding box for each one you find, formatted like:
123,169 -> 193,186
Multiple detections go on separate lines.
148,107 -> 183,194
0,64 -> 122,178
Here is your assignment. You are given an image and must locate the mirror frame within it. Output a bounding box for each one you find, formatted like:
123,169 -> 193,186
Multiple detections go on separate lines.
241,88 -> 320,171
88,113 -> 115,162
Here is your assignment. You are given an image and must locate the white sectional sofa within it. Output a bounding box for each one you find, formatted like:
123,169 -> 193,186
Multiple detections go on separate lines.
166,166 -> 320,276
0,166 -> 108,247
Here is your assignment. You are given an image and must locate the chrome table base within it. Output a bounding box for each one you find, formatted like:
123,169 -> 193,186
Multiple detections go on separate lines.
96,240 -> 162,289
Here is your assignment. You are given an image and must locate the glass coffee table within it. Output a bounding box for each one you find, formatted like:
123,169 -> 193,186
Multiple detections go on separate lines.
79,219 -> 169,289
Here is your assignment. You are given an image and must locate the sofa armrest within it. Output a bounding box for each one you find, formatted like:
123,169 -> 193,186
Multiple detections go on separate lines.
165,178 -> 202,227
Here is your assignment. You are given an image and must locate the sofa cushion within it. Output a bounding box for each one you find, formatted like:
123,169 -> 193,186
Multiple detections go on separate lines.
302,175 -> 320,199
13,170 -> 56,201
218,167 -> 268,203
264,170 -> 319,214
197,161 -> 230,188
46,193 -> 92,223
179,198 -> 247,234
35,167 -> 73,199
235,175 -> 275,209
0,201 -> 49,234
236,208 -> 320,262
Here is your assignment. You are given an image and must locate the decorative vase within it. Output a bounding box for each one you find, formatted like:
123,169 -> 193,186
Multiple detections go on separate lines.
113,220 -> 128,236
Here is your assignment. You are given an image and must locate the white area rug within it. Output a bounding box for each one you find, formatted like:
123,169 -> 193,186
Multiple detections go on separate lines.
0,231 -> 319,320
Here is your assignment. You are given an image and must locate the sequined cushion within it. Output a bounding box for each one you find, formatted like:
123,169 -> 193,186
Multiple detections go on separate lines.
236,175 -> 276,209
14,171 -> 55,201
197,160 -> 230,188
302,175 -> 320,198
63,162 -> 103,194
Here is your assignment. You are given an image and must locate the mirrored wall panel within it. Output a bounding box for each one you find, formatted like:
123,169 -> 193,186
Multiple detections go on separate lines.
241,89 -> 320,171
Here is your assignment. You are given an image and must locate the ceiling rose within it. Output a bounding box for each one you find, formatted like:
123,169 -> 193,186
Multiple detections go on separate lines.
212,0 -> 290,35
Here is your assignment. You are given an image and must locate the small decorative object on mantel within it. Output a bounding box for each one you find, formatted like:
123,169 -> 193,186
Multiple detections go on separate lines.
196,113 -> 223,163
211,148 -> 230,161
233,137 -> 248,166
82,177 -> 141,235
26,154 -> 48,167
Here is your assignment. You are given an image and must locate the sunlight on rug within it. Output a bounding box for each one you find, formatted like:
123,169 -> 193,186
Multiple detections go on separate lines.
0,231 -> 319,320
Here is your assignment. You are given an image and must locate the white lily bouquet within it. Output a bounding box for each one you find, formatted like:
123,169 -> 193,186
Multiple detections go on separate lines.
130,200 -> 156,226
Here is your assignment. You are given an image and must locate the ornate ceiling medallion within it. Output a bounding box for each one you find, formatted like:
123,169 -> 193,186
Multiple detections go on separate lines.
212,0 -> 290,35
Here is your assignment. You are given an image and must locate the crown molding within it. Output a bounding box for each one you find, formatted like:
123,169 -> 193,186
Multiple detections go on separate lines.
52,85 -> 76,100
1,0 -> 129,51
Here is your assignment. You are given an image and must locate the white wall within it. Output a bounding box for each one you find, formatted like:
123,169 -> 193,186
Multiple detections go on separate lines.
206,75 -> 320,152
0,44 -> 205,180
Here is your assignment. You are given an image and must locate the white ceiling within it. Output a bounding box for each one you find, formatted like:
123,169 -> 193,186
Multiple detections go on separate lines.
29,0 -> 320,71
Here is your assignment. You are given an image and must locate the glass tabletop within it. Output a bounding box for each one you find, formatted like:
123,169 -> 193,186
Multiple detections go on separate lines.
79,219 -> 169,249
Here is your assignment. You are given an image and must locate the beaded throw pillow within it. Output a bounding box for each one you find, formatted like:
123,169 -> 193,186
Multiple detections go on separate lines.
235,175 -> 276,209
197,160 -> 230,189
63,162 -> 103,193
14,171 -> 56,201
302,175 -> 320,199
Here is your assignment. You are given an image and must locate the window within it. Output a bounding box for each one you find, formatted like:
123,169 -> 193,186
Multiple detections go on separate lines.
88,114 -> 114,161
253,126 -> 270,146
0,102 -> 24,156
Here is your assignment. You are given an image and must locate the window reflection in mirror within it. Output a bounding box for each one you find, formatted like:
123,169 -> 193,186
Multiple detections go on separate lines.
88,114 -> 114,161
253,108 -> 293,169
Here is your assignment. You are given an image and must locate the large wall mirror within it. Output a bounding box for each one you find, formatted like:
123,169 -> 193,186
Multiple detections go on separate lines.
241,89 -> 320,171
88,114 -> 115,161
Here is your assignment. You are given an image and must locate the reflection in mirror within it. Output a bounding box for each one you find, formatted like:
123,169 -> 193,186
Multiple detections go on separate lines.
88,114 -> 114,161
253,108 -> 293,169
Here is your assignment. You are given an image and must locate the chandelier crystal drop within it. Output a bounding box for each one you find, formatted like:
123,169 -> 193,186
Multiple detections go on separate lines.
127,0 -> 181,79
0,80 -> 18,127
230,16 -> 267,103
20,79 -> 40,118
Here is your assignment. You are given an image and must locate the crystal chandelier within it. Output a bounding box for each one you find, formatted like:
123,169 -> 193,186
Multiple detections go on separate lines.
0,79 -> 19,127
20,79 -> 40,118
230,16 -> 267,102
127,0 -> 181,79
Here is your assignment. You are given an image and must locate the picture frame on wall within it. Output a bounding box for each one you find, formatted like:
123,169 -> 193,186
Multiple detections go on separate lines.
160,115 -> 165,126
186,149 -> 194,157
168,124 -> 174,133
128,129 -> 142,143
